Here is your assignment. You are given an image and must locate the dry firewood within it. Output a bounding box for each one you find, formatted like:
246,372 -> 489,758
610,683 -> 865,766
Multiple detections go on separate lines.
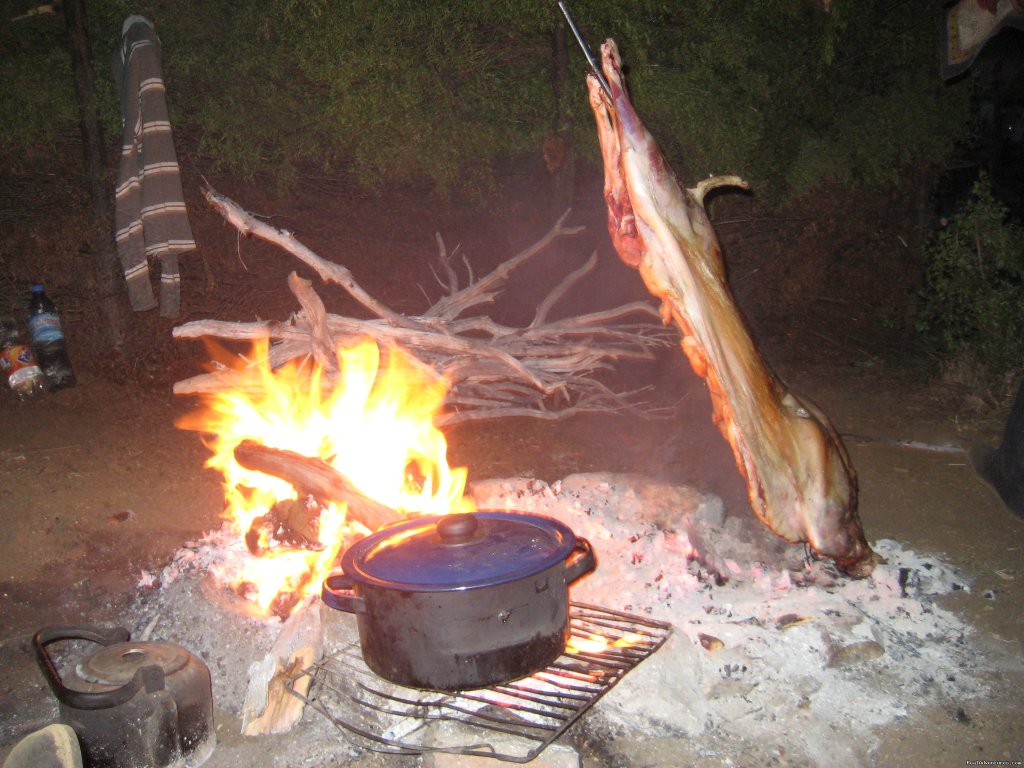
241,599 -> 322,735
421,209 -> 583,321
203,187 -> 417,330
233,440 -> 402,531
175,188 -> 671,423
287,272 -> 336,372
587,40 -> 878,577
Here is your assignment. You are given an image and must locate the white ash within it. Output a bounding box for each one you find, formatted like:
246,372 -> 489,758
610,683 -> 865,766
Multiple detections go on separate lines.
126,566 -> 282,716
137,527 -> 254,592
471,473 -> 993,768
128,529 -> 338,710
118,472 -> 997,768
122,576 -> 369,768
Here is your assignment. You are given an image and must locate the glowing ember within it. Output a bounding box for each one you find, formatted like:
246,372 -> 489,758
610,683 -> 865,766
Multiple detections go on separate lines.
566,631 -> 643,656
178,336 -> 474,615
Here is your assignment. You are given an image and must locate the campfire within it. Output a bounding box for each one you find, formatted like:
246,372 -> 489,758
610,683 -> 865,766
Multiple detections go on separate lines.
176,336 -> 474,618
8,11 -> 1003,764
155,33 -> 887,753
138,470 -> 985,761
159,32 -> 884,746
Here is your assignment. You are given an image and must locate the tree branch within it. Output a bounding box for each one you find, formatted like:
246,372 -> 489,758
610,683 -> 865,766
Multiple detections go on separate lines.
177,188 -> 671,424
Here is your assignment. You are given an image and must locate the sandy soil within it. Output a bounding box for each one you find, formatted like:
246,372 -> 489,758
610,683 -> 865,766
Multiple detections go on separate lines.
0,171 -> 1021,766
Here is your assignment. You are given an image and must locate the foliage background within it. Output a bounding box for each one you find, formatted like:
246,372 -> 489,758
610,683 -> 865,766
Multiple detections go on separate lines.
918,175 -> 1024,387
10,0 -> 1024,391
0,0 -> 971,199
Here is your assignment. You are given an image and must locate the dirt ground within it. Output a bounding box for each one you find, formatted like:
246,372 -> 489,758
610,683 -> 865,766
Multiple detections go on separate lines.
0,164 -> 1022,767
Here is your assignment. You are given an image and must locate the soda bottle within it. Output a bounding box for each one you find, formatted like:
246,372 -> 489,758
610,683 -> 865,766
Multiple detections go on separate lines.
27,283 -> 77,391
0,316 -> 47,399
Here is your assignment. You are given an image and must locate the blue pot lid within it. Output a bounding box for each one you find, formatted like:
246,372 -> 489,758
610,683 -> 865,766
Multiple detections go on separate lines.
341,511 -> 577,591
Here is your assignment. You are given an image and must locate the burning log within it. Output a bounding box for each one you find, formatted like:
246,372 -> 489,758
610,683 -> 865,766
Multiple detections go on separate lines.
173,187 -> 671,424
245,496 -> 325,555
233,439 -> 403,532
174,332 -> 472,623
587,40 -> 878,577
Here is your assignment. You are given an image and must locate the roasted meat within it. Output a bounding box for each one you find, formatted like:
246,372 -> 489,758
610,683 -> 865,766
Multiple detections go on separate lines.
588,39 -> 877,577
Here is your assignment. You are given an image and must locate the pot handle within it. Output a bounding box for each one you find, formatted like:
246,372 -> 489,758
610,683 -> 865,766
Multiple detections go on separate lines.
322,573 -> 366,614
33,625 -> 167,711
565,537 -> 596,584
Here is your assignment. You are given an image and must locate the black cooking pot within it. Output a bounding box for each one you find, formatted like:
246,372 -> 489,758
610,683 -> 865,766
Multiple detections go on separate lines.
322,510 -> 595,691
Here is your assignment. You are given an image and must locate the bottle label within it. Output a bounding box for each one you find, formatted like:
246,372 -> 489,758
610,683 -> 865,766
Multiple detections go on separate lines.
9,363 -> 44,390
1,344 -> 44,392
29,313 -> 63,344
1,343 -> 34,371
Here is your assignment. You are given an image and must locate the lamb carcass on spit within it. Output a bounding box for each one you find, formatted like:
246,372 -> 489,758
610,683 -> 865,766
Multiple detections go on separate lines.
587,39 -> 877,577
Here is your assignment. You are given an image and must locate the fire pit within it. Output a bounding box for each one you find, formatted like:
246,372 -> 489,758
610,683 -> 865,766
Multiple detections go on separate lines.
129,468 -> 990,767
151,203 -> 989,764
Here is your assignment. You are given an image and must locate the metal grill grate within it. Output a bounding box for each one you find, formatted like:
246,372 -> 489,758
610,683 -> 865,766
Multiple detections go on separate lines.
287,602 -> 672,763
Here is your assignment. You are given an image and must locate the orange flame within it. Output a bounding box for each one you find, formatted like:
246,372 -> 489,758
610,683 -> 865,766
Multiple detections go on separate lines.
566,631 -> 644,655
178,336 -> 474,615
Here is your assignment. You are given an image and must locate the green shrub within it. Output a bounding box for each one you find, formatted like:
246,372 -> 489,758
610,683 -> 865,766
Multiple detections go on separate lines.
917,175 -> 1024,378
0,0 -> 971,200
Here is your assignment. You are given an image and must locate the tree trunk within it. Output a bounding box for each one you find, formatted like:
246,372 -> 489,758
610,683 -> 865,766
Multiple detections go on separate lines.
64,0 -> 126,351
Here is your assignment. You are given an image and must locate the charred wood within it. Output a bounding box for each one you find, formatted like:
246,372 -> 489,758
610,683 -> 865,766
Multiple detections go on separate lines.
245,496 -> 325,556
233,440 -> 402,531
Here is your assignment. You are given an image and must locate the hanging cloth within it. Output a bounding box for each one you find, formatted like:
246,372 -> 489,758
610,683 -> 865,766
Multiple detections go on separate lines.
113,15 -> 195,318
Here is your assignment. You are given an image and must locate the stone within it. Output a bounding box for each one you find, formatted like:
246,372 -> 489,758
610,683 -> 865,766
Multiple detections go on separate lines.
2,724 -> 82,768
600,630 -> 709,737
826,640 -> 886,670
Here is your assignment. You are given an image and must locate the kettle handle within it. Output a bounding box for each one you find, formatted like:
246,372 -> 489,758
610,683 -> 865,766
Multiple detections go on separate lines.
33,624 -> 167,710
322,573 -> 366,614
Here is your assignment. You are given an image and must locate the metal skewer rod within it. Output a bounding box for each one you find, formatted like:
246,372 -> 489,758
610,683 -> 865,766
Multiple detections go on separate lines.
557,1 -> 612,98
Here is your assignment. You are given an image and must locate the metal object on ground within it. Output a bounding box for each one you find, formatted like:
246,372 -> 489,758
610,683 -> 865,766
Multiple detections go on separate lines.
289,602 -> 672,763
322,511 -> 596,691
33,625 -> 215,768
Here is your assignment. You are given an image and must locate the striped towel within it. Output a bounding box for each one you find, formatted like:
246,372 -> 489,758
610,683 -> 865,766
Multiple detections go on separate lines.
113,16 -> 195,318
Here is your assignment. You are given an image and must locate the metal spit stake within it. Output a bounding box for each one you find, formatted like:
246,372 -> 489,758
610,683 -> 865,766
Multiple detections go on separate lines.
557,1 -> 612,98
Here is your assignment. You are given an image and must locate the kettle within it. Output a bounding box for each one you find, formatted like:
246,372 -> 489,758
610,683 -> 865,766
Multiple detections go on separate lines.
34,625 -> 215,768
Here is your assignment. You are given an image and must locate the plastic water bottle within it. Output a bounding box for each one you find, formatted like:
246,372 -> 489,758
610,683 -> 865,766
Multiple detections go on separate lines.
0,316 -> 47,399
27,283 -> 77,391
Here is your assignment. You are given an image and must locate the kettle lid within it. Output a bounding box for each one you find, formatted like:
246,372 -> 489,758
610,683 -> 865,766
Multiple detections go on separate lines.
76,642 -> 191,686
